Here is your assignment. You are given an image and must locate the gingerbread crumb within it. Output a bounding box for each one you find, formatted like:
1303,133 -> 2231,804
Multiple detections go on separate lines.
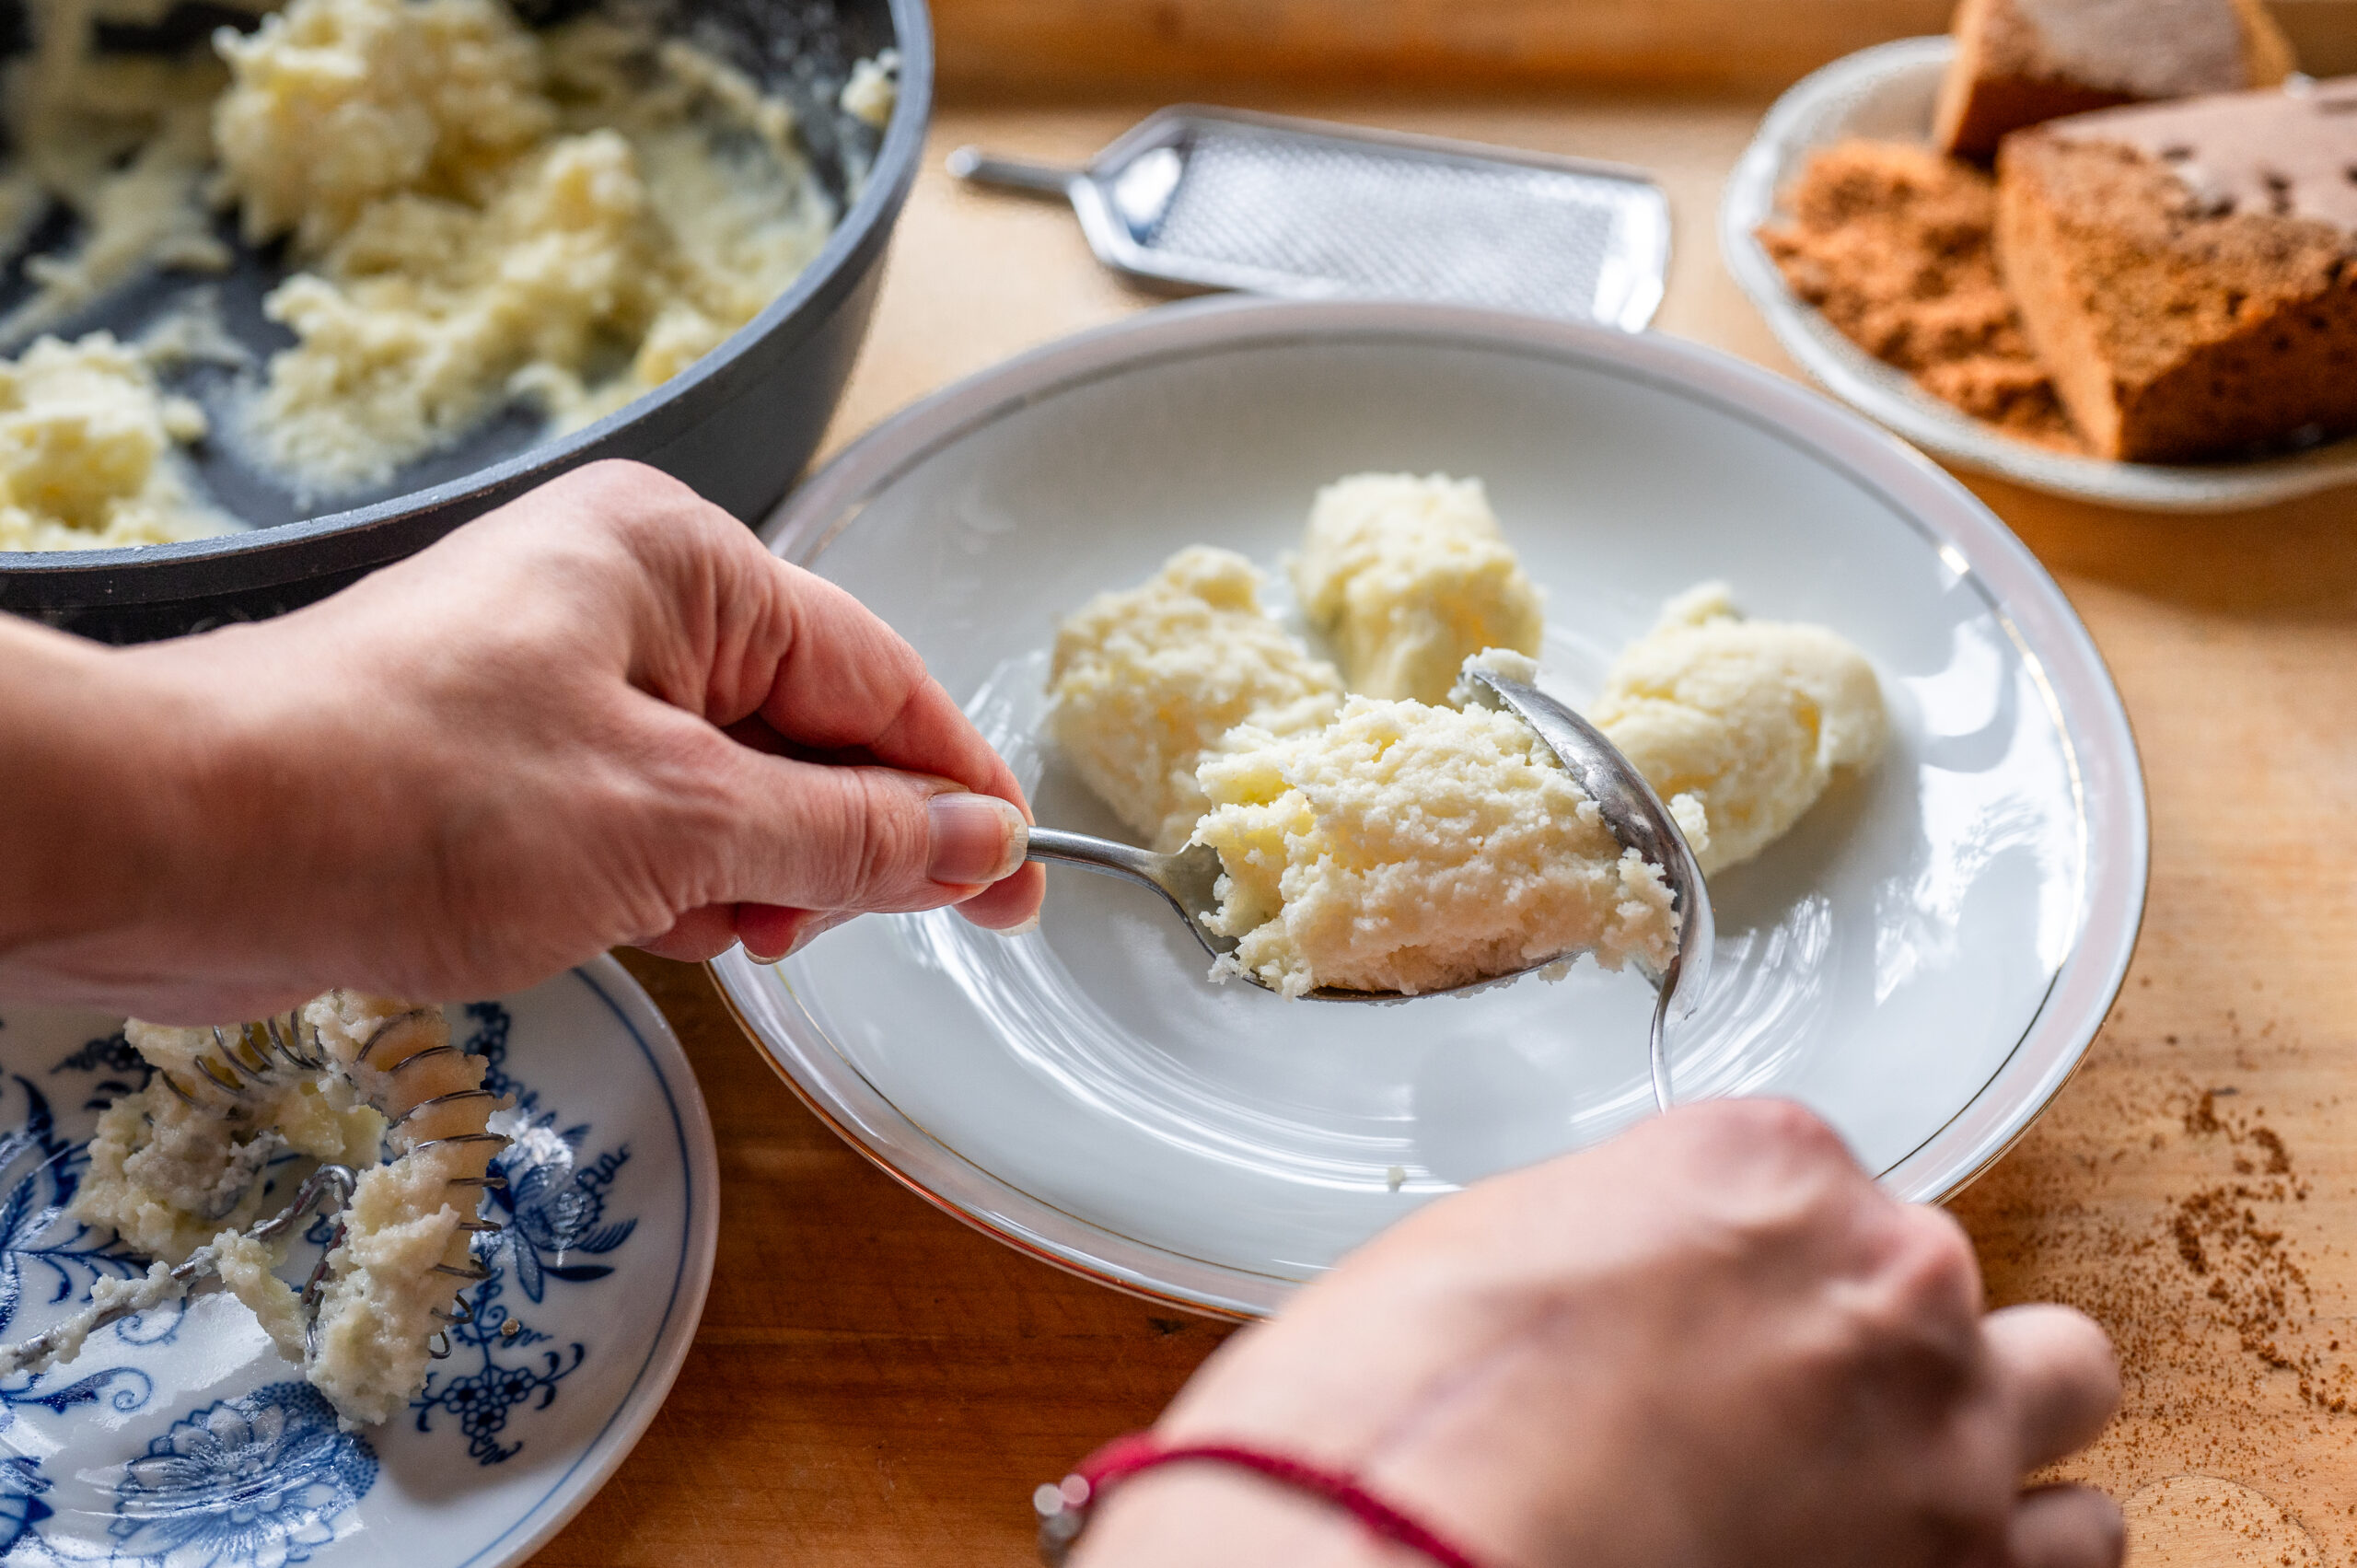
1756,138 -> 2085,451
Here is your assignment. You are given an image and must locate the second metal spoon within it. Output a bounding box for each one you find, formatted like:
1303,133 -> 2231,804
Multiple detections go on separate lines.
1022,669 -> 1714,1109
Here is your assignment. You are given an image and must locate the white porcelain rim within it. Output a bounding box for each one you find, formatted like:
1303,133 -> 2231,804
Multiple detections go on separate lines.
454,957 -> 722,1567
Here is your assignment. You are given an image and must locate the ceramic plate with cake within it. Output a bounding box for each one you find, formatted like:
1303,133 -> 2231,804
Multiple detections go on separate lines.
1722,0 -> 2357,512
708,296 -> 2146,1318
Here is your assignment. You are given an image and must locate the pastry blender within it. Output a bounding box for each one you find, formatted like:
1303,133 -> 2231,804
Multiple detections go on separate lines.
0,1011 -> 506,1373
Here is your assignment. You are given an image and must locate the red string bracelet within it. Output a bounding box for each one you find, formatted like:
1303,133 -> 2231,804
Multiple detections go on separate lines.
1034,1431 -> 1485,1568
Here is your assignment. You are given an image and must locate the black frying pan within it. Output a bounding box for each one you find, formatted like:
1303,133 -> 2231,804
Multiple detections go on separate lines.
0,0 -> 929,642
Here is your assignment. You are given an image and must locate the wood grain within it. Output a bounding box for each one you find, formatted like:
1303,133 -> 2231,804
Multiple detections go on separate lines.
528,100 -> 2357,1565
526,952 -> 1228,1567
929,0 -> 2357,99
2121,1476 -> 2323,1565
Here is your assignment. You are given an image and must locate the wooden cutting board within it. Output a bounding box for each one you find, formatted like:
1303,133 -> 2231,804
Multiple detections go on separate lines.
524,98 -> 2357,1567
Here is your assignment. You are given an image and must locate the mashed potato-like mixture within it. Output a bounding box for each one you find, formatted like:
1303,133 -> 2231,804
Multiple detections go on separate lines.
1050,546 -> 1344,852
61,993 -> 505,1429
1194,692 -> 1682,997
1293,472 -> 1545,704
0,0 -> 863,546
307,1140 -> 478,1426
1593,584 -> 1885,877
0,333 -> 233,550
286,993 -> 503,1428
76,1014 -> 384,1261
0,0 -> 237,351
1455,644 -> 1716,861
1044,482 -> 1887,997
0,1260 -> 189,1378
839,49 -> 899,128
211,0 -> 560,256
214,0 -> 837,493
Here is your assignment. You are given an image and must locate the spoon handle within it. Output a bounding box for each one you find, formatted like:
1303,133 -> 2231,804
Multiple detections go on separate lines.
1023,827 -> 1170,886
1648,979 -> 1676,1114
946,147 -> 1082,199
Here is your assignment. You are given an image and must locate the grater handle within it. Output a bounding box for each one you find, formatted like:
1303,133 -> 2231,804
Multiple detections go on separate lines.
946,145 -> 1083,200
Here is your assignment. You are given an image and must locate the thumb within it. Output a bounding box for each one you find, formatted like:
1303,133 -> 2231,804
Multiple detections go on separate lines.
721,752 -> 1030,914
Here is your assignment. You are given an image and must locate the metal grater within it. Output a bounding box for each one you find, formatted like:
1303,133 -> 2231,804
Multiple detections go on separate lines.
947,107 -> 1671,331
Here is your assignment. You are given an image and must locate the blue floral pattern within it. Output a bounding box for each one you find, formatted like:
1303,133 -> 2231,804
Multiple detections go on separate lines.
0,1061 -> 179,1559
489,1144 -> 636,1305
0,1075 -> 150,1341
0,996 -> 645,1559
109,1383 -> 377,1568
0,1451 -> 51,1558
410,1004 -> 635,1465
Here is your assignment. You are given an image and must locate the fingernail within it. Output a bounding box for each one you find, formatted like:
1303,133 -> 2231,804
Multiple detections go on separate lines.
927,793 -> 1028,885
992,912 -> 1041,938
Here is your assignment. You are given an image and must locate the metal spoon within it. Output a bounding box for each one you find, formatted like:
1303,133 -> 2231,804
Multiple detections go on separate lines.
1023,668 -> 1714,1109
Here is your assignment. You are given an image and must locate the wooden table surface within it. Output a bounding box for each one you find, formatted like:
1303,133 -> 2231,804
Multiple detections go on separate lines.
525,96 -> 2357,1568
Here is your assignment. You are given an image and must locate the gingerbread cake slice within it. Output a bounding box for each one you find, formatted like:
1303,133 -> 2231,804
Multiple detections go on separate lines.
1933,0 -> 2293,159
1994,78 -> 2357,463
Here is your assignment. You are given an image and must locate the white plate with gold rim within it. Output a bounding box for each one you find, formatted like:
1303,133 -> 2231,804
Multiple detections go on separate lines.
714,296 -> 2147,1318
1721,36 -> 2357,513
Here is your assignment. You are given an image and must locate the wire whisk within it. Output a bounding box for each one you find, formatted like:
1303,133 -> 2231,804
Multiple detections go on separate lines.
6,1002 -> 513,1374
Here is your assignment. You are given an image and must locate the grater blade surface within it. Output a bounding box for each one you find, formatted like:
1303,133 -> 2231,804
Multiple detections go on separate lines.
1066,110 -> 1671,331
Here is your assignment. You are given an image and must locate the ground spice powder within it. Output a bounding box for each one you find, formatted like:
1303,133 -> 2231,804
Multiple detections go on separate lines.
1956,1016 -> 2357,1563
1755,138 -> 2085,450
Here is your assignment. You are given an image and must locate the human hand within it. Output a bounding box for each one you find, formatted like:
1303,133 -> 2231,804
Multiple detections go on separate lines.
2,459 -> 1042,1020
1078,1099 -> 2119,1568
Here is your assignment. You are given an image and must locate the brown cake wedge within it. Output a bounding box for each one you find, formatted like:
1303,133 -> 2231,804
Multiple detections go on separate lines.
1994,79 -> 2357,463
1934,0 -> 2294,159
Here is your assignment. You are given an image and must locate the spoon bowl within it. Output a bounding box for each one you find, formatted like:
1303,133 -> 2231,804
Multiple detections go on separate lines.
1023,668 -> 1714,1109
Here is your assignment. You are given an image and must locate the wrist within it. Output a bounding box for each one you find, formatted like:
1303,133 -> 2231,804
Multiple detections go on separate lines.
0,617 -> 257,1001
0,621 -> 141,951
1073,1463 -> 1427,1568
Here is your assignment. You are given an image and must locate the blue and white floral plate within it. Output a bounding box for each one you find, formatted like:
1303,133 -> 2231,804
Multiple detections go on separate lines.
0,957 -> 717,1568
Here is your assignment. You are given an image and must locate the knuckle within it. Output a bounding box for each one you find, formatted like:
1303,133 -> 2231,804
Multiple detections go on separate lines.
558,460 -> 725,551
830,772 -> 928,908
1866,1197 -> 1980,1330
788,563 -> 900,656
1662,1099 -> 1863,1236
1843,1217 -> 1984,1398
1682,1098 -> 1852,1172
1915,1202 -> 1980,1273
571,457 -> 688,506
775,574 -> 934,749
1741,1098 -> 1852,1164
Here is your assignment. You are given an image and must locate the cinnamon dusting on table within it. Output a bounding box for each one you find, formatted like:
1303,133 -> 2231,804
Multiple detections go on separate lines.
2038,1086 -> 2352,1413
2162,1093 -> 2351,1411
1956,1050 -> 2357,1537
1755,139 -> 2085,451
